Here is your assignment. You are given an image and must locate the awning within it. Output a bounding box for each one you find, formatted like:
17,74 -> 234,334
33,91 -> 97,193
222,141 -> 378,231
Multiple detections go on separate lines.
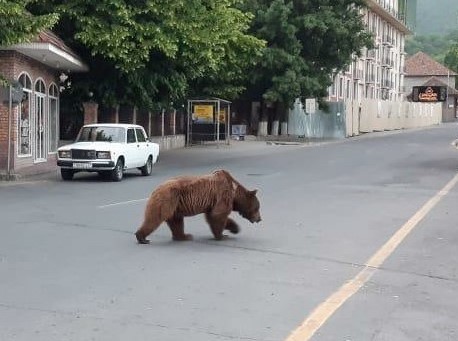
5,42 -> 88,72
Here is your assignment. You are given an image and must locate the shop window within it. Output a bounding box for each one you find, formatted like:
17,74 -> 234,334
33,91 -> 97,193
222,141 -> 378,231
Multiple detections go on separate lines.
18,73 -> 32,156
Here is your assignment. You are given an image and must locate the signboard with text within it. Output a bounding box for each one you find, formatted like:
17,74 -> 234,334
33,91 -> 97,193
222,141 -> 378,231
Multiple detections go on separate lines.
412,86 -> 447,102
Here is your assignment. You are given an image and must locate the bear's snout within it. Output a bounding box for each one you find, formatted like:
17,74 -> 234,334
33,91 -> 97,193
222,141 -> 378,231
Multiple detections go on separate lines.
250,213 -> 262,223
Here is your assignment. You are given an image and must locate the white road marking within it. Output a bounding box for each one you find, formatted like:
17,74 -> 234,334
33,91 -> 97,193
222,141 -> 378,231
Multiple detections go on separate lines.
98,198 -> 148,209
285,172 -> 458,341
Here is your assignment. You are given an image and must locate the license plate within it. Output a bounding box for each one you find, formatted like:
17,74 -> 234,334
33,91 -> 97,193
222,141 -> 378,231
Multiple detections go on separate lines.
73,162 -> 92,169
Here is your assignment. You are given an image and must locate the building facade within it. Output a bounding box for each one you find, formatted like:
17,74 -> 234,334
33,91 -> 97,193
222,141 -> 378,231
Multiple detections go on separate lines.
328,0 -> 412,103
0,31 -> 86,178
404,51 -> 457,122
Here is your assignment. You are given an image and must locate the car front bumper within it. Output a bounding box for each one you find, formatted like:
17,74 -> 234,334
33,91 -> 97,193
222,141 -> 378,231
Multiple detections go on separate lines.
57,160 -> 115,171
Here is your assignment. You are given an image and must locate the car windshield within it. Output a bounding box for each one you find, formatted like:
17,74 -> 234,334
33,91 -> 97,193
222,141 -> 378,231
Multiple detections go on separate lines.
76,126 -> 125,143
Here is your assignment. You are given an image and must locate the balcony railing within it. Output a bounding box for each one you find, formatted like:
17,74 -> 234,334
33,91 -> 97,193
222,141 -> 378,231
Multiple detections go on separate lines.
366,49 -> 377,60
381,57 -> 393,68
353,68 -> 364,79
366,73 -> 376,83
381,79 -> 394,88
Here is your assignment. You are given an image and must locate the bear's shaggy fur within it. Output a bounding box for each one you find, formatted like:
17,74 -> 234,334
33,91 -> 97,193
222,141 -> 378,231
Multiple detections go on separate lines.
135,169 -> 261,244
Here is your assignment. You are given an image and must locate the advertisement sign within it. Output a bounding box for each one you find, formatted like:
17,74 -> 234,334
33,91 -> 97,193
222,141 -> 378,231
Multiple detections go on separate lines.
192,105 -> 214,123
412,86 -> 447,102
218,109 -> 226,123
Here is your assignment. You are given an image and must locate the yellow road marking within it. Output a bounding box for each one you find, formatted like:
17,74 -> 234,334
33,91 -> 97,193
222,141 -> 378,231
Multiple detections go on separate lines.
285,173 -> 458,341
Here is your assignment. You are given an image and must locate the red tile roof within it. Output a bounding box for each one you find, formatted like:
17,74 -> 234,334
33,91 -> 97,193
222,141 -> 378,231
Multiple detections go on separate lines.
405,51 -> 456,76
33,30 -> 79,58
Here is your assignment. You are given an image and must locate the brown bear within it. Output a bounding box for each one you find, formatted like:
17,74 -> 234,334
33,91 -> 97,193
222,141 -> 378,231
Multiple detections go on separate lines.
135,169 -> 261,244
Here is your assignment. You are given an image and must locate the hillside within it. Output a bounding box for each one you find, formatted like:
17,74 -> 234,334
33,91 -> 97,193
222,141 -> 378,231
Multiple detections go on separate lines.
416,0 -> 458,36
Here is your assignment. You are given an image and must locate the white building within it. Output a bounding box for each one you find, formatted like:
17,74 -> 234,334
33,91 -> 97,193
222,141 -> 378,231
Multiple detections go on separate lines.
328,0 -> 412,103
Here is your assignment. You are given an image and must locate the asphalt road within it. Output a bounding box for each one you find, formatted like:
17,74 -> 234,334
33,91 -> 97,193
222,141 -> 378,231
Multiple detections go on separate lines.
1,123 -> 458,341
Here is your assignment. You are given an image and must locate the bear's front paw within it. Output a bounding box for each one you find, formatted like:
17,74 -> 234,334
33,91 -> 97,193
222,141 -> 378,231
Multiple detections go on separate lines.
225,219 -> 240,234
136,232 -> 151,244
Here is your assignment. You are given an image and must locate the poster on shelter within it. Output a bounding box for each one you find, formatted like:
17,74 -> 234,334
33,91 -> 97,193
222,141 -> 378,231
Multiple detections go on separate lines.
218,109 -> 226,123
192,105 -> 214,123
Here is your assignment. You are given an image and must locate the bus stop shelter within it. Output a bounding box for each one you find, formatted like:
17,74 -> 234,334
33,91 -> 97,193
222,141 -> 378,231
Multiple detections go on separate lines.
187,98 -> 231,146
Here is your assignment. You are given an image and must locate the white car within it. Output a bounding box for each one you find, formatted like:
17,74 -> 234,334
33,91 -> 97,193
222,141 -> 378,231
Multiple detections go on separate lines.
57,123 -> 160,181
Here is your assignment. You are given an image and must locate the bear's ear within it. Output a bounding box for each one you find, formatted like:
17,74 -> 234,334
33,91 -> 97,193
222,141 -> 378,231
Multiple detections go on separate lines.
250,189 -> 258,195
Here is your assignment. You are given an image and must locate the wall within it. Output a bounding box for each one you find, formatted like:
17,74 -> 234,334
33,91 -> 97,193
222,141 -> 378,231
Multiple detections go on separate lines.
0,52 -> 16,172
149,135 -> 185,150
0,51 -> 59,177
345,99 -> 442,137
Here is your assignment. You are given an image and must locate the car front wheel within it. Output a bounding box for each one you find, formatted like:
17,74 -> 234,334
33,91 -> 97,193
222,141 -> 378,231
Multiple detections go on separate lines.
110,158 -> 124,182
140,156 -> 153,176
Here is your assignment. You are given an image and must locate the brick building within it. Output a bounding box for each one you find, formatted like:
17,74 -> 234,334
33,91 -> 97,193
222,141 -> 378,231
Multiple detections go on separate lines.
0,31 -> 87,178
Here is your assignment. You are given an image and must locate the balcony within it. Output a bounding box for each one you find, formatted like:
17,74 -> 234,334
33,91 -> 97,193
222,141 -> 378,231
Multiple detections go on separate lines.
353,68 -> 364,79
366,49 -> 377,60
381,79 -> 394,88
382,35 -> 394,47
365,0 -> 411,34
381,57 -> 393,68
366,73 -> 376,83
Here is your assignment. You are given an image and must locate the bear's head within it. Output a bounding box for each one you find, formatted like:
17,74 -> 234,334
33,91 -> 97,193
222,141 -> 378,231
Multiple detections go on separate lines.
233,188 -> 261,223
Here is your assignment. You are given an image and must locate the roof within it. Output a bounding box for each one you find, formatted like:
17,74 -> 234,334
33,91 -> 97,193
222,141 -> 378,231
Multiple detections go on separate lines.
2,29 -> 88,72
420,76 -> 458,95
83,123 -> 145,129
405,52 -> 457,77
33,30 -> 79,59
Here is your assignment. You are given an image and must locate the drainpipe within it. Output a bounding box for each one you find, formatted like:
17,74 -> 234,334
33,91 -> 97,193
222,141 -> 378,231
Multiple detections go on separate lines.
7,84 -> 12,177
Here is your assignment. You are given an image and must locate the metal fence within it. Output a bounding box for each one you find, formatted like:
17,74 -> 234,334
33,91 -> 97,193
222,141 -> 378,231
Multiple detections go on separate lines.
288,99 -> 346,139
98,105 -> 186,137
287,99 -> 442,139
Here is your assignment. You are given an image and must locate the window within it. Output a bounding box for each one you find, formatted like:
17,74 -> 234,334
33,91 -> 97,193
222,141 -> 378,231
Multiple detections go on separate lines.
135,128 -> 146,142
34,79 -> 46,160
330,80 -> 336,96
127,129 -> 136,143
48,84 -> 59,153
18,73 -> 32,156
76,126 -> 125,143
339,78 -> 344,98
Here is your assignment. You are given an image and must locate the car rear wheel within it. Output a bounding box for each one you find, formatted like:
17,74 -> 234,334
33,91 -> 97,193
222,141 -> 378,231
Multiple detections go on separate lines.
61,169 -> 74,181
140,156 -> 153,176
110,158 -> 124,182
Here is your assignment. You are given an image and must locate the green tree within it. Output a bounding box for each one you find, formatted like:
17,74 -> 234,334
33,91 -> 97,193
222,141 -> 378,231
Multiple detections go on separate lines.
0,0 -> 57,46
0,0 -> 57,83
239,0 -> 373,120
405,29 -> 458,63
30,0 -> 264,108
444,43 -> 458,73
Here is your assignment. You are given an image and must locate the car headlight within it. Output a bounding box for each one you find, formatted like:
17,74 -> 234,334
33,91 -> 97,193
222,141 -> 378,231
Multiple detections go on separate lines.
58,150 -> 71,158
96,151 -> 111,159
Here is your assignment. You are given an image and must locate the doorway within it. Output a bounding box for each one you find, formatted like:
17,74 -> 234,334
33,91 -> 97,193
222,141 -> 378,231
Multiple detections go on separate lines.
34,79 -> 46,162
